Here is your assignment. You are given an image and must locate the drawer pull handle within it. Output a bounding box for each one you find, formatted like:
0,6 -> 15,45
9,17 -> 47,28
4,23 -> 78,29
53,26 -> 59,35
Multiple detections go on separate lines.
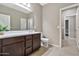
26,46 -> 32,49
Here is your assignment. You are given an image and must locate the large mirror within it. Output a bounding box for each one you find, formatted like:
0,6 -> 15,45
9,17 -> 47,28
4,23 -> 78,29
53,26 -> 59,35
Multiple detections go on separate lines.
0,3 -> 34,31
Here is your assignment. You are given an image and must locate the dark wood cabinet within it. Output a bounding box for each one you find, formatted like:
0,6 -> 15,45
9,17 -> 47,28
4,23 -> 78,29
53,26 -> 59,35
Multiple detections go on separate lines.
0,33 -> 41,56
2,37 -> 25,56
26,35 -> 32,48
2,37 -> 25,46
26,47 -> 32,55
0,40 -> 1,56
33,34 -> 41,51
25,35 -> 32,55
2,42 -> 24,56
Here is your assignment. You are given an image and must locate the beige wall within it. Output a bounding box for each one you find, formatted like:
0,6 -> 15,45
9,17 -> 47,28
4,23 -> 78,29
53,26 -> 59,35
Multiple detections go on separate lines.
0,5 -> 28,30
42,3 -> 74,46
31,3 -> 42,32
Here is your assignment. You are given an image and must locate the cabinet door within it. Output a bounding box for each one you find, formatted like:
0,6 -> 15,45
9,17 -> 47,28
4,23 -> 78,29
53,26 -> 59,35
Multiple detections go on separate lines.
26,47 -> 32,56
2,42 -> 24,56
0,40 -> 1,56
33,34 -> 41,51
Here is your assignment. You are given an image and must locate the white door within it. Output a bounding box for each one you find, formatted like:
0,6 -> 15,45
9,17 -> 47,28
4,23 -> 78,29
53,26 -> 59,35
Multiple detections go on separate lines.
76,7 -> 79,48
69,16 -> 76,39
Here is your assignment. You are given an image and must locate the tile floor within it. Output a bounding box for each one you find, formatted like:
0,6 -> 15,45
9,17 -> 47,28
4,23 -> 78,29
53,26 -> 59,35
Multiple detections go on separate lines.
43,40 -> 79,56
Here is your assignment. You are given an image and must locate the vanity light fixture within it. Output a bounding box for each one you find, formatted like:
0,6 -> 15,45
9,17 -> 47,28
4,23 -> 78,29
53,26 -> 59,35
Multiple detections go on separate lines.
14,3 -> 32,12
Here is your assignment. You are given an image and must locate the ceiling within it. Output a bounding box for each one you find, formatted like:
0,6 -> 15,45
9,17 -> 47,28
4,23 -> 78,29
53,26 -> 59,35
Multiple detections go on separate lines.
40,3 -> 47,6
0,3 -> 47,14
0,3 -> 32,14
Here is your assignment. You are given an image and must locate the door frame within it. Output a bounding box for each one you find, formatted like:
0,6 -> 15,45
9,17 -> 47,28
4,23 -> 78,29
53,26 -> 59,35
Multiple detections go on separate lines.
59,4 -> 79,48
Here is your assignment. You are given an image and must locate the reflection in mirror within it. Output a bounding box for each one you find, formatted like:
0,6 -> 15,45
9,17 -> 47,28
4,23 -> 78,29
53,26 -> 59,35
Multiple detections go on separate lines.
28,14 -> 34,30
0,3 -> 34,31
20,18 -> 27,30
0,14 -> 10,31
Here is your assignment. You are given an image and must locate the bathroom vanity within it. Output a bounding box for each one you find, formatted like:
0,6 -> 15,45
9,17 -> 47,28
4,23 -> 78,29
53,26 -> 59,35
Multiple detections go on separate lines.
0,31 -> 41,56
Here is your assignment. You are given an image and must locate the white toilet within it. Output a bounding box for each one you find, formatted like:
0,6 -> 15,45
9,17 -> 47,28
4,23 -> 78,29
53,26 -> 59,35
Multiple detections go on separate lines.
41,37 -> 48,48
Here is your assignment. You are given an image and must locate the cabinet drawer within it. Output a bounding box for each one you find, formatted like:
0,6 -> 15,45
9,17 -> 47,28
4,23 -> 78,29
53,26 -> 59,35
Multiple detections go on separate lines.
2,37 -> 25,46
33,39 -> 40,51
26,40 -> 32,48
26,35 -> 32,41
33,34 -> 40,39
26,47 -> 32,55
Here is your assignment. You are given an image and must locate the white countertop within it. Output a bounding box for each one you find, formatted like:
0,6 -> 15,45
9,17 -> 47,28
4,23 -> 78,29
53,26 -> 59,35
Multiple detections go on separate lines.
0,30 -> 41,39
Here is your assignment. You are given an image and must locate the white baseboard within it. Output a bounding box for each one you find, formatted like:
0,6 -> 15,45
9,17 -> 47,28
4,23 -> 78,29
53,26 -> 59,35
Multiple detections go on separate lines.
48,43 -> 60,48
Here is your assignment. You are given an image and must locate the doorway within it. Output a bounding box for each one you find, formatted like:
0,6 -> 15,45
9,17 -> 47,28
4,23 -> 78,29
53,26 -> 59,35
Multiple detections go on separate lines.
60,4 -> 79,48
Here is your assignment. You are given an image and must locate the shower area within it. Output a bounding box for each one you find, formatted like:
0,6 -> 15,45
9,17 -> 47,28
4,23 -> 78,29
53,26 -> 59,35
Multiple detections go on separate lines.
60,4 -> 79,47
